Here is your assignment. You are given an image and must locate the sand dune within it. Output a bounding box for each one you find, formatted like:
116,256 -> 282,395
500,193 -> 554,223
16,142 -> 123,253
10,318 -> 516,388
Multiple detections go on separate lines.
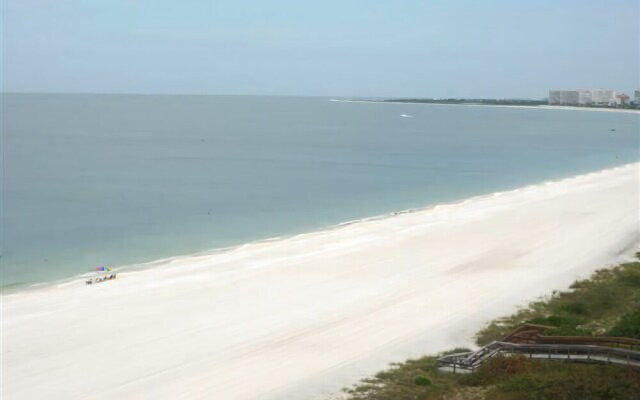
3,164 -> 639,400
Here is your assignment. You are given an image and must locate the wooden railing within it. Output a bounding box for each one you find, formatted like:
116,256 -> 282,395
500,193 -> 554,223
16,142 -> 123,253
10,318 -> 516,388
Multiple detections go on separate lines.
502,324 -> 640,351
437,341 -> 640,373
437,324 -> 640,373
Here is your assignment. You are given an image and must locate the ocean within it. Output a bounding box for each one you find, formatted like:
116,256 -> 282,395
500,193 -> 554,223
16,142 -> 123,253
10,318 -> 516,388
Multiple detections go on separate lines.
2,94 -> 638,287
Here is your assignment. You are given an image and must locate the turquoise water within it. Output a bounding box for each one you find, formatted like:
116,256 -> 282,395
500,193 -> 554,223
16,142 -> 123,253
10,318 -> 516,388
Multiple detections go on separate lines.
2,94 -> 638,287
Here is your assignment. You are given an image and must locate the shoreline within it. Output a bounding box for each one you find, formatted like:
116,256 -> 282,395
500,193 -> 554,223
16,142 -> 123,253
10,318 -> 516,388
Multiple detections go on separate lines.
7,161 -> 638,296
3,163 -> 639,400
330,98 -> 640,114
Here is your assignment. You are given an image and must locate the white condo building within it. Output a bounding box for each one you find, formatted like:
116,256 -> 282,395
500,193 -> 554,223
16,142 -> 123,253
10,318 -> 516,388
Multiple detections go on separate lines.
549,90 -> 579,105
549,89 -> 615,106
590,89 -> 615,105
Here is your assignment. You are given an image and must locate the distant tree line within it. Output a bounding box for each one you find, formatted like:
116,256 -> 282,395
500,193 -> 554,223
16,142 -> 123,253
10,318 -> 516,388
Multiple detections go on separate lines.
382,97 -> 640,110
383,98 -> 548,106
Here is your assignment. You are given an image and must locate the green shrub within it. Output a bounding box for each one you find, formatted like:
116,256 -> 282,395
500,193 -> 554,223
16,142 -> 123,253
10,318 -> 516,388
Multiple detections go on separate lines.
569,279 -> 591,289
528,314 -> 586,335
540,364 -> 640,400
619,268 -> 640,287
439,347 -> 472,356
474,355 -> 532,384
373,370 -> 393,380
560,301 -> 588,315
607,309 -> 640,338
480,362 -> 640,400
497,375 -> 544,392
413,374 -> 431,386
457,372 -> 482,387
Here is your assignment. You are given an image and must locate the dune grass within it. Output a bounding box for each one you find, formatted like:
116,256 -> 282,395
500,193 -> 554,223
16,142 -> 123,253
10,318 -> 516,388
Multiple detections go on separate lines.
476,258 -> 640,344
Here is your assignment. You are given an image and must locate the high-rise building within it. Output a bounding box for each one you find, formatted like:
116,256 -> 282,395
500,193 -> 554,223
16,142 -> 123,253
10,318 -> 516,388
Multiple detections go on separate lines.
549,89 -> 615,106
634,90 -> 640,103
577,90 -> 592,105
590,89 -> 615,105
549,90 -> 580,105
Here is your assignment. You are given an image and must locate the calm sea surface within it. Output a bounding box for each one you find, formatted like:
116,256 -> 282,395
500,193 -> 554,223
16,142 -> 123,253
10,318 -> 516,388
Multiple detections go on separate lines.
2,94 -> 638,287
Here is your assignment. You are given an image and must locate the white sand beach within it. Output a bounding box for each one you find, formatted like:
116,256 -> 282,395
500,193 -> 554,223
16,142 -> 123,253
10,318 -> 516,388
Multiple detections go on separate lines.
3,164 -> 639,400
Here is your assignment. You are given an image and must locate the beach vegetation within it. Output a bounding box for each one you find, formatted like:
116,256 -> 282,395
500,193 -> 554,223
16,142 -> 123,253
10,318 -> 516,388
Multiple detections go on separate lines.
439,347 -> 473,356
413,374 -> 432,386
342,257 -> 640,400
476,260 -> 640,344
344,353 -> 640,400
342,356 -> 457,400
608,309 -> 640,338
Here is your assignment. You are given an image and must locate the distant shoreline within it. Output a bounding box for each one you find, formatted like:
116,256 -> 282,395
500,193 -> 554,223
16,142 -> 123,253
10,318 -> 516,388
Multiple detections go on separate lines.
330,98 -> 640,114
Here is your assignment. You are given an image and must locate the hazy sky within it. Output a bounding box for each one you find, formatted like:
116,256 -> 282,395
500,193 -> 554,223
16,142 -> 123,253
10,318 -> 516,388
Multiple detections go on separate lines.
2,0 -> 638,97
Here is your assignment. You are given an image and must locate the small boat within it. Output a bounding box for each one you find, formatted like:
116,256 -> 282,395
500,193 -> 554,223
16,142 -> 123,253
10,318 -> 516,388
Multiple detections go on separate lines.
400,114 -> 414,118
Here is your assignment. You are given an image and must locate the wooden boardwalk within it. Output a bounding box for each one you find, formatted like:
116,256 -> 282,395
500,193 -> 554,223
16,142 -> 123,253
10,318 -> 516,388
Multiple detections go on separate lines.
438,324 -> 640,373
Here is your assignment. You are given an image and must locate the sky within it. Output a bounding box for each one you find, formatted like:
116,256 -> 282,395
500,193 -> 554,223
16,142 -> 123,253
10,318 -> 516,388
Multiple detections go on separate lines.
2,0 -> 639,98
